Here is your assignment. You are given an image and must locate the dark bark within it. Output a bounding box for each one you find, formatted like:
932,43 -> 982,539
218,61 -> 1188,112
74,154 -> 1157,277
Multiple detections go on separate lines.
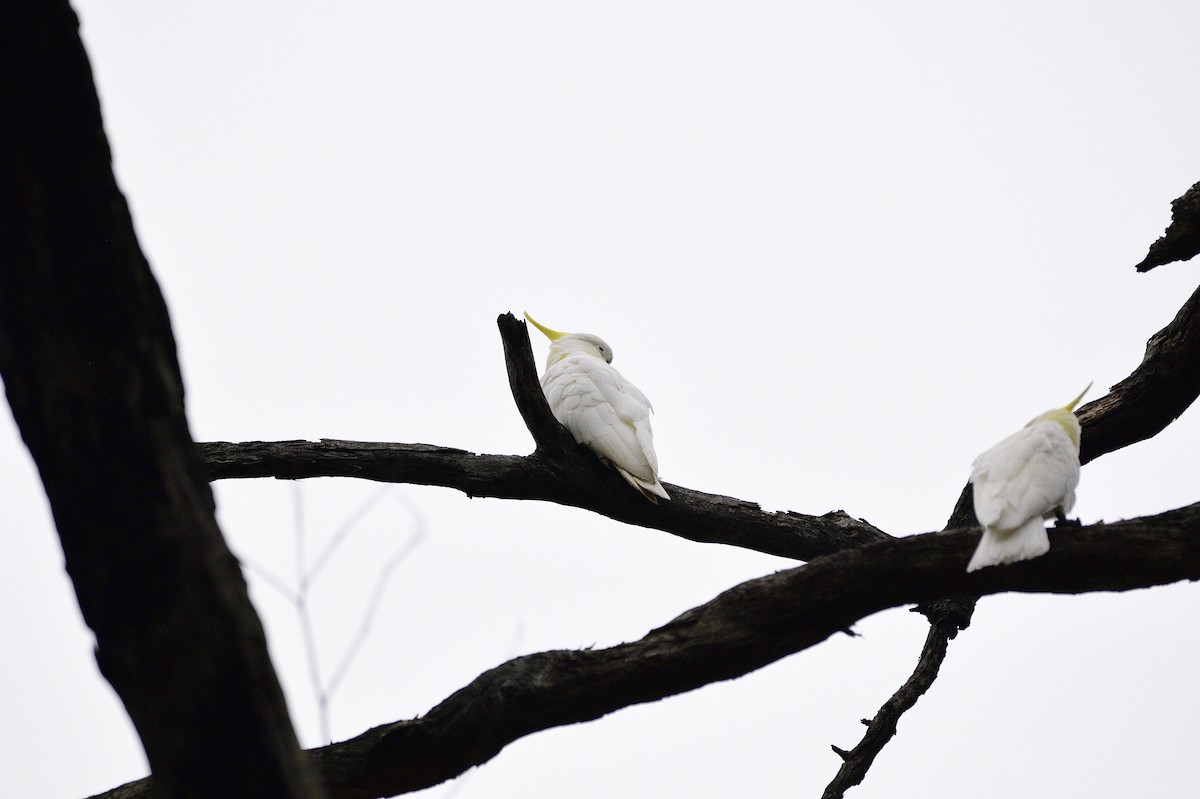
1135,179 -> 1200,272
202,437 -> 889,561
202,313 -> 892,562
1076,282 -> 1200,464
196,283 -> 1200,798
90,504 -> 1200,799
7,4 -> 1192,796
202,280 -> 1200,564
497,311 -> 582,459
822,615 -> 960,799
819,273 -> 1200,796
0,4 -> 318,797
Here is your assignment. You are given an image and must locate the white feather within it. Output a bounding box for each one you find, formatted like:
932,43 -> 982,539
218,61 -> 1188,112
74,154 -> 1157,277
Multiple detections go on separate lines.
537,333 -> 669,502
966,515 -> 1050,573
967,415 -> 1080,572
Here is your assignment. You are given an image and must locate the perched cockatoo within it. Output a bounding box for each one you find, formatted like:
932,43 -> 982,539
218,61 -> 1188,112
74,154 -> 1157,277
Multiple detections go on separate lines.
966,384 -> 1091,572
523,311 -> 670,503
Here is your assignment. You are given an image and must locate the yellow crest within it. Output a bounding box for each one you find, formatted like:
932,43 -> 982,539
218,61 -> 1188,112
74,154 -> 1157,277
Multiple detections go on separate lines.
1063,382 -> 1093,412
523,311 -> 567,341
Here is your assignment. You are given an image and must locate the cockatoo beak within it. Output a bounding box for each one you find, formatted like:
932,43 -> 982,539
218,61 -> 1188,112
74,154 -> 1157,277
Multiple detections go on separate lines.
523,311 -> 567,341
1064,382 -> 1093,412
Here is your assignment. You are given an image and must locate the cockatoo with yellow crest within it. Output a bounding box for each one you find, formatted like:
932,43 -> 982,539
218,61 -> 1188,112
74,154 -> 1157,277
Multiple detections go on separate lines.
966,384 -> 1091,572
523,311 -> 669,503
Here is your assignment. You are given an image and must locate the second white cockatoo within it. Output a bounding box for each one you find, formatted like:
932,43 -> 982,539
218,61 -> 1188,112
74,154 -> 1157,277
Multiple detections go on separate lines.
966,384 -> 1091,572
523,311 -> 670,503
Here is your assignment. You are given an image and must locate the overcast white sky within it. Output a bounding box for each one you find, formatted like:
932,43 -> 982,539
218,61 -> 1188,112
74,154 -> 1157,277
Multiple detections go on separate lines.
3,2 -> 1200,797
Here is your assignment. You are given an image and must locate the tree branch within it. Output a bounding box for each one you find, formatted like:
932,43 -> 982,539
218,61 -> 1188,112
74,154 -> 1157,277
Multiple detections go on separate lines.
89,503 -> 1200,799
190,202 -> 1200,799
93,274 -> 1200,798
822,614 -> 960,799
1135,179 -> 1200,272
202,274 -> 1200,566
818,272 -> 1200,796
496,311 -> 580,458
0,3 -> 317,797
201,437 -> 888,560
201,314 -> 893,562
1076,281 -> 1200,464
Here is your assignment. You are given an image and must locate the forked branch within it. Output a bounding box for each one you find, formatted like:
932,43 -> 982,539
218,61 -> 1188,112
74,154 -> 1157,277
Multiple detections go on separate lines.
202,315 -> 892,562
821,275 -> 1200,796
91,504 -> 1200,799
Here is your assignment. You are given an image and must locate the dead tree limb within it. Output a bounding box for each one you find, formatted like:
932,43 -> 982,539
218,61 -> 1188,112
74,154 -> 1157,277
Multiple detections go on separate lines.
202,437 -> 888,561
202,313 -> 893,562
1135,179 -> 1200,272
90,503 -> 1200,799
198,281 -> 1200,798
0,3 -> 318,797
820,279 -> 1200,796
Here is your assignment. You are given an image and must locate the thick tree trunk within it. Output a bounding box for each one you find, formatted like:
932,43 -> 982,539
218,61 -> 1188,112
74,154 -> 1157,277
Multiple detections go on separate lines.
0,3 -> 320,797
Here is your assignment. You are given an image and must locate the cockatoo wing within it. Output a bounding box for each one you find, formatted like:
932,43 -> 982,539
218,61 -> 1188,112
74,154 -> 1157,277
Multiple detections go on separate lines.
541,354 -> 665,493
971,422 -> 1079,532
583,361 -> 660,474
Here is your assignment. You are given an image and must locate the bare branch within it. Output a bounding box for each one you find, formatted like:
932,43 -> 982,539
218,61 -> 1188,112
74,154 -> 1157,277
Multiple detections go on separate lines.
821,276 -> 1200,795
0,3 -> 317,796
324,509 -> 427,700
201,282 -> 1200,568
201,314 -> 893,562
1135,179 -> 1200,272
1077,281 -> 1200,463
190,231 -> 1200,799
201,438 -> 890,562
821,615 -> 959,799
496,311 -> 580,458
196,287 -> 1200,796
243,486 -> 426,744
308,486 -> 394,584
89,503 -> 1200,799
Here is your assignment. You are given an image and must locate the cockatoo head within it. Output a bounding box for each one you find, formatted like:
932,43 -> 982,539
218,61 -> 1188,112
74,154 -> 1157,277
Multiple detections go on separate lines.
1026,382 -> 1092,448
523,311 -> 614,365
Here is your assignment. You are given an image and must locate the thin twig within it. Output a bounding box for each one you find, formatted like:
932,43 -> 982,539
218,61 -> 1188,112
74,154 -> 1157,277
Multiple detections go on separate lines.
308,484 -> 394,585
292,486 -> 329,742
239,559 -> 299,604
241,485 -> 428,744
821,615 -> 960,799
325,500 -> 427,699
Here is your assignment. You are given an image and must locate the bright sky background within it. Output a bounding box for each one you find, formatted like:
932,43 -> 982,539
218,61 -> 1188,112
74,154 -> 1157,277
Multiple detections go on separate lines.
3,2 -> 1200,797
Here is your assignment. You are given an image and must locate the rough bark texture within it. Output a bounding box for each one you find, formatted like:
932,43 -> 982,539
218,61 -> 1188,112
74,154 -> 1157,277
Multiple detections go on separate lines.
194,288 -> 1200,799
202,282 -> 1200,563
822,614 -> 960,798
818,274 -> 1200,797
203,437 -> 888,561
202,313 -> 891,562
0,4 -> 318,797
1075,282 -> 1200,464
90,505 -> 1200,799
1135,179 -> 1200,272
7,6 -> 1197,798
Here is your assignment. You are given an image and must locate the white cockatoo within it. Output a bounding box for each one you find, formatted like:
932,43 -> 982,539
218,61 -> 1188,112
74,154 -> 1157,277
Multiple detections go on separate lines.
523,311 -> 670,503
966,384 -> 1091,572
